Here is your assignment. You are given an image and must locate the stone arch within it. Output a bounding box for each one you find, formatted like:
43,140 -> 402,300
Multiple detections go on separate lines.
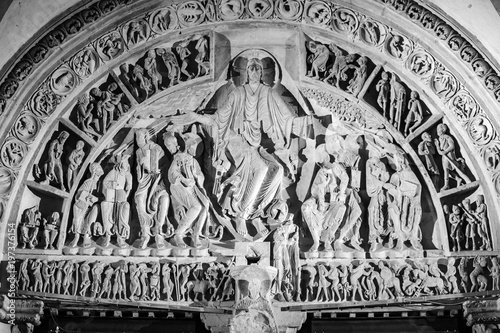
3,0 -> 500,320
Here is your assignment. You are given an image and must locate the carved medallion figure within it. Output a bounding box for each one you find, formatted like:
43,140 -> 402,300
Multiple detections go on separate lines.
124,20 -> 150,47
71,48 -> 100,78
14,113 -> 39,143
150,7 -> 178,34
305,1 -> 331,25
177,1 -> 205,27
275,0 -> 303,20
50,66 -> 78,96
96,31 -> 124,61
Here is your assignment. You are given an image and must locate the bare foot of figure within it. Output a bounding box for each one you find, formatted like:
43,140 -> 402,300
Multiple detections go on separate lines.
235,217 -> 248,236
252,219 -> 269,238
173,234 -> 188,248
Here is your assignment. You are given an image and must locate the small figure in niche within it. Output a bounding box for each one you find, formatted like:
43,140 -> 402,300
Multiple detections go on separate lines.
461,198 -> 478,251
40,131 -> 70,191
118,64 -> 137,99
157,48 -> 181,87
76,94 -> 101,140
194,35 -> 210,77
475,194 -> 492,251
306,41 -> 329,80
490,256 -> 500,290
323,44 -> 355,88
79,261 -> 92,296
67,140 -> 85,190
43,212 -> 60,250
376,72 -> 390,116
404,90 -> 424,136
417,132 -> 439,188
132,64 -> 153,100
447,204 -> 463,252
388,74 -> 406,130
434,123 -> 470,191
176,39 -> 193,80
144,49 -> 162,93
19,205 -> 42,249
346,56 -> 368,97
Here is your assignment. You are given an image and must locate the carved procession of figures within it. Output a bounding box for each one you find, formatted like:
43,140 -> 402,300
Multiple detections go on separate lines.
17,255 -> 500,304
17,258 -> 235,303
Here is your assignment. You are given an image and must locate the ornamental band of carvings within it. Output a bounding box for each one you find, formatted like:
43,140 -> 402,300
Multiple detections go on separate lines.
16,255 -> 500,304
0,0 -> 499,115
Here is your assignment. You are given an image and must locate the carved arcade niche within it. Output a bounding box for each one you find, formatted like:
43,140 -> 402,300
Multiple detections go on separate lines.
2,0 -> 500,332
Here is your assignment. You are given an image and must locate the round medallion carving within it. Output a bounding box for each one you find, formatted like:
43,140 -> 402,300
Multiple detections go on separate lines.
450,92 -> 478,122
122,19 -> 151,47
13,112 -> 40,143
358,19 -> 386,46
1,138 -> 27,169
149,7 -> 179,34
331,8 -> 359,34
384,34 -> 412,60
0,167 -> 15,196
467,116 -> 494,146
246,0 -> 273,19
304,1 -> 331,26
430,67 -> 458,100
481,140 -> 500,172
71,48 -> 100,78
219,0 -> 244,20
407,51 -> 434,78
485,74 -> 500,91
274,0 -> 303,21
96,31 -> 125,61
50,66 -> 78,96
177,1 -> 206,27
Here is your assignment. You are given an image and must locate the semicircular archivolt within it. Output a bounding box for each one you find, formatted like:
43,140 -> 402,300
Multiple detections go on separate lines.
8,3 -> 500,310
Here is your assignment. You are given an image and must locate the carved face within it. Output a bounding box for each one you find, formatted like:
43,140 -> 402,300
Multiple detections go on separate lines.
247,61 -> 262,84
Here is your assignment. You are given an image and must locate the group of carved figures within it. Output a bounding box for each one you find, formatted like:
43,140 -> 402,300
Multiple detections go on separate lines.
306,41 -> 369,98
34,131 -> 87,192
68,126 -> 221,251
375,71 -> 427,136
18,255 -> 500,304
18,205 -> 60,250
301,256 -> 498,303
119,35 -> 210,102
417,124 -> 471,192
75,81 -> 129,141
306,42 -> 428,137
302,130 -> 424,254
18,258 -> 235,302
444,195 -> 491,252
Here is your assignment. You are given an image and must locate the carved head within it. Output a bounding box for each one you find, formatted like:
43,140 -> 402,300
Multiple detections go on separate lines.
76,140 -> 85,150
148,49 -> 156,58
246,58 -> 263,84
89,162 -> 104,177
163,132 -> 178,155
135,128 -> 149,147
410,90 -> 419,99
477,194 -> 484,204
421,132 -> 431,141
437,123 -> 448,136
452,205 -> 460,214
58,131 -> 70,143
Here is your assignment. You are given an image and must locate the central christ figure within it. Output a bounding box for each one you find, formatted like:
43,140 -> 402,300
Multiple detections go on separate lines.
172,55 -> 311,237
